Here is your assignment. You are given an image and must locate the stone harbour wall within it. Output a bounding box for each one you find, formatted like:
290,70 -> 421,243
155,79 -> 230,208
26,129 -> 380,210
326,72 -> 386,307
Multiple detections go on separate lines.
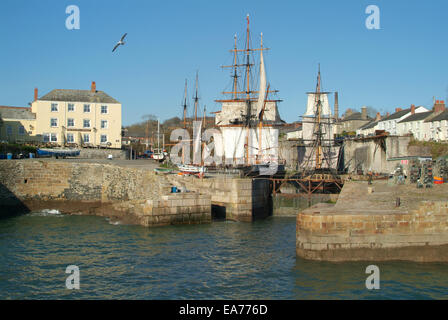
0,160 -> 211,227
177,176 -> 271,222
296,181 -> 448,262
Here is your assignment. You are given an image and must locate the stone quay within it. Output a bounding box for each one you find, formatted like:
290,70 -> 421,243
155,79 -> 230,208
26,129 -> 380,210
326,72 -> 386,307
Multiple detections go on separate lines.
0,159 -> 271,226
296,180 -> 448,262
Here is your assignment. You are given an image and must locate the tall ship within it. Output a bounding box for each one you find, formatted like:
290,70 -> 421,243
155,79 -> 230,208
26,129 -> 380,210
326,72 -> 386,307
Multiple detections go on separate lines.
213,15 -> 284,176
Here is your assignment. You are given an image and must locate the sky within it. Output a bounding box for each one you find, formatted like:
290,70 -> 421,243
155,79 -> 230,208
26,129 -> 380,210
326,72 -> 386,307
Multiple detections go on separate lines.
0,0 -> 447,126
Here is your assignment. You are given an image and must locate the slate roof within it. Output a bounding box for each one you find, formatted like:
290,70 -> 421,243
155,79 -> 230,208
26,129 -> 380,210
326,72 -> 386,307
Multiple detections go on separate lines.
39,89 -> 120,104
341,112 -> 371,122
427,110 -> 448,122
0,106 -> 36,120
397,111 -> 433,123
358,120 -> 379,130
381,108 -> 411,121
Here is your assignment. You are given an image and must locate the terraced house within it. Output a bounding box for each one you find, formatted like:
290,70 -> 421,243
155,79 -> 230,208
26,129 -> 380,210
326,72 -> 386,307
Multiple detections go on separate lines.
31,82 -> 122,148
0,106 -> 37,143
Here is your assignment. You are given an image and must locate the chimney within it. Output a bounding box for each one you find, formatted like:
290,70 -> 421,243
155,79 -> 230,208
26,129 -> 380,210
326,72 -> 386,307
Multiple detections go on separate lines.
361,106 -> 368,120
434,99 -> 446,113
411,104 -> 416,115
375,112 -> 381,121
334,91 -> 339,121
91,81 -> 96,93
386,112 -> 390,117
34,88 -> 38,101
395,107 -> 402,113
345,108 -> 353,117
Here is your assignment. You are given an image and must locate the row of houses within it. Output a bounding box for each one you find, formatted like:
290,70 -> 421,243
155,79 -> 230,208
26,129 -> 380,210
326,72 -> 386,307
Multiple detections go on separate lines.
0,82 -> 122,149
357,100 -> 447,141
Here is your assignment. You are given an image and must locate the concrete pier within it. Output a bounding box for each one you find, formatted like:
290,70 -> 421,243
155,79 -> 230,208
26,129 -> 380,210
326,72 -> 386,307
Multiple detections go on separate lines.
296,180 -> 448,262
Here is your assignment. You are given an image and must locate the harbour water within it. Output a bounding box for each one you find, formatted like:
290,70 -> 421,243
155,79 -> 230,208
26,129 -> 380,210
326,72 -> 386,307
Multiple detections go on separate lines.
0,210 -> 447,299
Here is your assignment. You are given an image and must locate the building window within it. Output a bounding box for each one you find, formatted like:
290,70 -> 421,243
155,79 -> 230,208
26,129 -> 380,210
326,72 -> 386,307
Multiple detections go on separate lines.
67,118 -> 75,127
50,118 -> 58,127
67,133 -> 74,143
101,105 -> 108,114
101,120 -> 108,129
44,133 -> 57,142
83,134 -> 90,143
51,103 -> 58,112
6,126 -> 12,135
68,104 -> 75,112
100,134 -> 107,143
83,119 -> 91,128
19,126 -> 25,135
84,104 -> 91,113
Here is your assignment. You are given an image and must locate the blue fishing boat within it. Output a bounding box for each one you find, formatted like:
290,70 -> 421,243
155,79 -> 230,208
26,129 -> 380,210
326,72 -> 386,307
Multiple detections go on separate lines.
37,148 -> 80,158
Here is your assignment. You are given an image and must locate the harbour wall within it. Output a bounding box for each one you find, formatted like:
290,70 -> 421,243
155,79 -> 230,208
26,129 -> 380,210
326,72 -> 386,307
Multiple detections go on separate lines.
0,160 -> 271,225
0,160 -> 210,226
342,136 -> 431,174
296,180 -> 448,262
162,175 -> 272,222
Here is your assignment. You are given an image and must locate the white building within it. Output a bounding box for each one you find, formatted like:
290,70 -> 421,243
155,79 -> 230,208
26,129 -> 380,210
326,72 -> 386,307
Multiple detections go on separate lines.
424,109 -> 448,141
397,110 -> 433,140
377,105 -> 429,135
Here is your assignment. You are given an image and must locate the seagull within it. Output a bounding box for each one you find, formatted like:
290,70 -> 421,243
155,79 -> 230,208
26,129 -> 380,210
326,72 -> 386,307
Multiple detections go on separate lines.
112,33 -> 127,52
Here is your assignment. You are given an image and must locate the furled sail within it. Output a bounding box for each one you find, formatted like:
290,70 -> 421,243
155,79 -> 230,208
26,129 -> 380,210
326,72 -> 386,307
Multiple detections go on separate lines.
256,47 -> 266,117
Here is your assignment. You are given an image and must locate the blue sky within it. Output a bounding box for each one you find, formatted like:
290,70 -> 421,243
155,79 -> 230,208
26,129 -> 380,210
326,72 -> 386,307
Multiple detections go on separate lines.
0,0 -> 447,125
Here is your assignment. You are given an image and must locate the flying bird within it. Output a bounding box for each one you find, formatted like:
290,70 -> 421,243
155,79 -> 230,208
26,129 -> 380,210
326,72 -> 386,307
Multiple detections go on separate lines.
112,33 -> 127,52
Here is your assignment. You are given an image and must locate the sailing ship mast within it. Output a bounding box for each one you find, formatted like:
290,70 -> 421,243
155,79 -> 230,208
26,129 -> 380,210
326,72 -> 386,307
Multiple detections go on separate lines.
183,79 -> 188,129
300,65 -> 337,172
258,84 -> 270,164
193,71 -> 199,122
217,15 -> 279,166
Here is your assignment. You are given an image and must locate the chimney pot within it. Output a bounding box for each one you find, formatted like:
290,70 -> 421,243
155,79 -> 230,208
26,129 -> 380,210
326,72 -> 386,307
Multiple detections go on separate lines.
91,81 -> 96,93
361,106 -> 368,120
376,112 -> 381,121
395,108 -> 402,113
411,104 -> 416,115
34,88 -> 38,101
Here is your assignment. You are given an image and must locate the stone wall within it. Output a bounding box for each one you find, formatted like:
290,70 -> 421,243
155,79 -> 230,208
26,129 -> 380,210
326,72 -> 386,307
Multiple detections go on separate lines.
112,193 -> 211,226
343,136 -> 411,174
169,176 -> 272,222
78,148 -> 127,160
0,160 -> 211,227
296,181 -> 448,262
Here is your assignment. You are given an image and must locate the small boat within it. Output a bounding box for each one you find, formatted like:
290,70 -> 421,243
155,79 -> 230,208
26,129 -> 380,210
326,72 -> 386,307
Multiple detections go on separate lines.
37,148 -> 80,158
154,167 -> 173,174
152,152 -> 165,161
178,164 -> 206,174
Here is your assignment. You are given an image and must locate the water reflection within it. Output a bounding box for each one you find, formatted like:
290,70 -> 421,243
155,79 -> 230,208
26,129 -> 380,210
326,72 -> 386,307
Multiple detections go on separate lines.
0,212 -> 447,299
